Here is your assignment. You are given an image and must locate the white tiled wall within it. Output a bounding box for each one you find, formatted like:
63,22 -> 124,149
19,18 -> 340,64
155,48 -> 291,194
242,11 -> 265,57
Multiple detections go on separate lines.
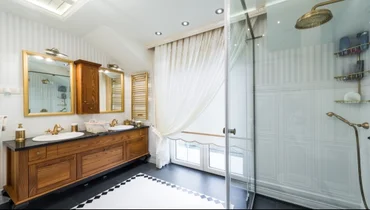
253,15 -> 370,209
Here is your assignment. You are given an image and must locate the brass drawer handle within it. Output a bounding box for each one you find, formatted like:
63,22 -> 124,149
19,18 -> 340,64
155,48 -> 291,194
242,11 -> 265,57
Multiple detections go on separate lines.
36,152 -> 40,155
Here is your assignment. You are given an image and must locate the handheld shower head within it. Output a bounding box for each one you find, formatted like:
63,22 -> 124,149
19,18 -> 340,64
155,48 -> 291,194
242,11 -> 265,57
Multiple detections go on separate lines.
326,112 -> 334,117
326,112 -> 369,129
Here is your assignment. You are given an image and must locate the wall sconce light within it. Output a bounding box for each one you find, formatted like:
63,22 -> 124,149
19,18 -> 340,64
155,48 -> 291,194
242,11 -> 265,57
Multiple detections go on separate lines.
107,64 -> 123,71
45,48 -> 68,58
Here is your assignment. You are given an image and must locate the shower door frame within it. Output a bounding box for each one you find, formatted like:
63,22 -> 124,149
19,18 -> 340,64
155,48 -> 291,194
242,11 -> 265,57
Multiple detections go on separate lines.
224,0 -> 257,209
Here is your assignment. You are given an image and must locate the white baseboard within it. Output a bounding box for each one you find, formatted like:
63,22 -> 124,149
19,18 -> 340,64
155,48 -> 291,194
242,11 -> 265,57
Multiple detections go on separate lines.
256,181 -> 362,209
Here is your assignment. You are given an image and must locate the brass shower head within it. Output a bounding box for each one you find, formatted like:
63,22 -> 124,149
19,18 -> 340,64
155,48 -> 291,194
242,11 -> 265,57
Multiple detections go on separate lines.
295,0 -> 344,30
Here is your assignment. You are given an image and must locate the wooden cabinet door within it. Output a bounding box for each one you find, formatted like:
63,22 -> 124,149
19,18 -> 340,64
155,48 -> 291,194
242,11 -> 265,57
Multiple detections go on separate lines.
29,155 -> 76,197
77,144 -> 124,179
75,60 -> 101,114
126,137 -> 148,161
81,65 -> 99,113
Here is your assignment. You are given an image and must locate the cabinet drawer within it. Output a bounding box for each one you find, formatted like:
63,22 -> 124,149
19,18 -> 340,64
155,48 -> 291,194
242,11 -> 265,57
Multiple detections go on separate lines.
29,155 -> 76,196
126,137 -> 148,161
29,147 -> 46,162
56,131 -> 142,156
77,144 -> 124,179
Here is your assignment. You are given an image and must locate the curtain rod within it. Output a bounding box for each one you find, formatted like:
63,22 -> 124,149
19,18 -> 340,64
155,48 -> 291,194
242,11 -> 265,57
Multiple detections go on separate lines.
146,7 -> 266,49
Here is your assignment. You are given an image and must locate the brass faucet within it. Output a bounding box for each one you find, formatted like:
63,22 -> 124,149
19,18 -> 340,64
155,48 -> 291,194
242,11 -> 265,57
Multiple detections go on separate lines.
45,124 -> 64,135
110,119 -> 119,127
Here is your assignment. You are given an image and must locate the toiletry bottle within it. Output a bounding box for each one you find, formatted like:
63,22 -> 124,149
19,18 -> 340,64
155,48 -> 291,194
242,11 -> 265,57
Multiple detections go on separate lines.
71,123 -> 78,132
15,123 -> 26,142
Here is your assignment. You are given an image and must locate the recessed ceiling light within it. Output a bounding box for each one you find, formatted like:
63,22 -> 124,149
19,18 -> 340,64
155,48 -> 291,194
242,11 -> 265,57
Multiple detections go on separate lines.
45,58 -> 53,62
155,32 -> 162,36
277,21 -> 281,24
215,8 -> 224,14
248,28 -> 250,31
33,55 -> 43,60
182,21 -> 190,26
262,34 -> 265,37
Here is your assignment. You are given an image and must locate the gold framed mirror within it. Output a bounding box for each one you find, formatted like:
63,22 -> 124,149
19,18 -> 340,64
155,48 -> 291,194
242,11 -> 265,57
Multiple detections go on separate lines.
23,50 -> 75,117
99,67 -> 125,113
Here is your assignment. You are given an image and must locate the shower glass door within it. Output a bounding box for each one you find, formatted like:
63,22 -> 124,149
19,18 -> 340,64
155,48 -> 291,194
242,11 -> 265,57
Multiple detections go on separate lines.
225,0 -> 256,209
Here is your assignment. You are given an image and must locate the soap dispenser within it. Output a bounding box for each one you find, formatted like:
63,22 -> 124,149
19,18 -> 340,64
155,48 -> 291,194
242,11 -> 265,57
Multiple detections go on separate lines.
15,123 -> 26,142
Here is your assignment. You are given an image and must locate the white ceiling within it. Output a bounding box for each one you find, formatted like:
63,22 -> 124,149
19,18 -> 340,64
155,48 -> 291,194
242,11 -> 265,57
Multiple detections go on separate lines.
0,0 -> 266,72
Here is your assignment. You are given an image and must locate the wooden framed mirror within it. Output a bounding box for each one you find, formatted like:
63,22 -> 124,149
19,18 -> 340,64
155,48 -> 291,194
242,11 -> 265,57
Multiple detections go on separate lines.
99,67 -> 125,113
23,50 -> 75,117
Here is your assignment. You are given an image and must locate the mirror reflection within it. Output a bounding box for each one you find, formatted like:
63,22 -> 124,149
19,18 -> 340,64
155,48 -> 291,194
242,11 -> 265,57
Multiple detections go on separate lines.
23,51 -> 75,116
99,68 -> 124,113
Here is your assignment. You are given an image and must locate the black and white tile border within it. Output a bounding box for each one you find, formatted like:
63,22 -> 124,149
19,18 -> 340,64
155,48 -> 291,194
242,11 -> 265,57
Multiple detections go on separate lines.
71,173 -> 226,209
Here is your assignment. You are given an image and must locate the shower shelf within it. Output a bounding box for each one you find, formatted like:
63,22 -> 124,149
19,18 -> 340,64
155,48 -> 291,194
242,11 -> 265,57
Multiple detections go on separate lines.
334,42 -> 370,56
334,70 -> 370,81
335,100 -> 370,104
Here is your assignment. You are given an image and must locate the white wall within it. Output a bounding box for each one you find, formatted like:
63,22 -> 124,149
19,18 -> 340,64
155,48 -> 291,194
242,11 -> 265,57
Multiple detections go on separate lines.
253,13 -> 370,209
0,11 -> 133,187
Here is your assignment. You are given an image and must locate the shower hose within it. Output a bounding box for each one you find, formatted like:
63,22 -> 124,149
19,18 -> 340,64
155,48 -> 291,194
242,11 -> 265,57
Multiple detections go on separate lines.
352,125 -> 369,209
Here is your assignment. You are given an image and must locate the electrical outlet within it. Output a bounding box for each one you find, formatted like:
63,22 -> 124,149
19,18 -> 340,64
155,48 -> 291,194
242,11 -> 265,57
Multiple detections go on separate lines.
0,87 -> 21,95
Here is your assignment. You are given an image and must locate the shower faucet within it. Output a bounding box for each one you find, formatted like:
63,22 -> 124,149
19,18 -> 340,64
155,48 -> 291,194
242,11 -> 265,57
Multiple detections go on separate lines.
326,112 -> 369,129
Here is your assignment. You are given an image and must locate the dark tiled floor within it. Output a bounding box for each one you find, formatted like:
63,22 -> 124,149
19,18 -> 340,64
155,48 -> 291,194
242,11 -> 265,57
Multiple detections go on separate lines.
0,161 -> 307,209
254,194 -> 307,209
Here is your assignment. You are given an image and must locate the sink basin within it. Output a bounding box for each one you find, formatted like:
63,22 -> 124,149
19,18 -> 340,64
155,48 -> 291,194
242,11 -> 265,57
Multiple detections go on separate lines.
108,125 -> 134,131
32,132 -> 85,142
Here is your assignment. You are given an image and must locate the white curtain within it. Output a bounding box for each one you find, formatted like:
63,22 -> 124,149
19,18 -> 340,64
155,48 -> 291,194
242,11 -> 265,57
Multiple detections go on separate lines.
152,28 -> 226,168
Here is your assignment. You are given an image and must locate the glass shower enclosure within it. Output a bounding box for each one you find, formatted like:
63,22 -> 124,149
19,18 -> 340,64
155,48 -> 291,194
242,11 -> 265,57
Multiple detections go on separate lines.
225,0 -> 370,209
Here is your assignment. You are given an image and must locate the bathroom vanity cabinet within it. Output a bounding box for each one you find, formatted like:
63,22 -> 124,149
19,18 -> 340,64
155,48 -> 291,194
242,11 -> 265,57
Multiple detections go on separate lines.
3,127 -> 149,206
75,59 -> 102,114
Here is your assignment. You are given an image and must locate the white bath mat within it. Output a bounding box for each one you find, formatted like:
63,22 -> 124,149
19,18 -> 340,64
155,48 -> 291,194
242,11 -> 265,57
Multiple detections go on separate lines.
72,173 -> 227,209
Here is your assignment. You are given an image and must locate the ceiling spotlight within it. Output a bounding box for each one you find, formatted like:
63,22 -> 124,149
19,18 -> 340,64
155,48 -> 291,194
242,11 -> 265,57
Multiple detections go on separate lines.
45,48 -> 68,58
215,8 -> 224,14
277,21 -> 281,24
33,55 -> 43,60
182,21 -> 190,26
155,32 -> 162,36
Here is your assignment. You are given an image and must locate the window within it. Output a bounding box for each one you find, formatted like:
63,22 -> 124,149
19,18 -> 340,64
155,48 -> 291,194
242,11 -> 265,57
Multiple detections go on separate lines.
209,145 -> 244,175
175,140 -> 201,165
171,139 -> 247,181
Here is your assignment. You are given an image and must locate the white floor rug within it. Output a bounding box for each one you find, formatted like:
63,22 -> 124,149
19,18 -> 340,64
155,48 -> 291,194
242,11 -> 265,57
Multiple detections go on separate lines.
72,173 -> 227,209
